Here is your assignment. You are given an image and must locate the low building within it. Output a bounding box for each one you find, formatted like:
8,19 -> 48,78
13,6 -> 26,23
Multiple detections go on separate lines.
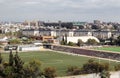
18,44 -> 43,51
41,36 -> 54,42
0,36 -> 8,46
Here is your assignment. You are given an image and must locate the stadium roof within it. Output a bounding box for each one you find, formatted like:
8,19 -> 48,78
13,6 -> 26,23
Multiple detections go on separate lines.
66,36 -> 100,43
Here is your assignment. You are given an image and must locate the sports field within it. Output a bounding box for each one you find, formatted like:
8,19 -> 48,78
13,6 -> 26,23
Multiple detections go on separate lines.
95,46 -> 120,52
1,51 -> 120,76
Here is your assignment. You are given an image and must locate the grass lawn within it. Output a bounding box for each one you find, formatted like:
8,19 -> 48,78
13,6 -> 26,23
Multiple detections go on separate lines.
1,51 -> 120,76
94,46 -> 120,52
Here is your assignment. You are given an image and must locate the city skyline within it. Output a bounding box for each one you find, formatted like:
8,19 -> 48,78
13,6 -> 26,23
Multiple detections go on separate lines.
0,0 -> 120,22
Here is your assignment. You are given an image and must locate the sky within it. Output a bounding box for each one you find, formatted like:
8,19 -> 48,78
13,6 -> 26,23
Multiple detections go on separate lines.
0,0 -> 120,22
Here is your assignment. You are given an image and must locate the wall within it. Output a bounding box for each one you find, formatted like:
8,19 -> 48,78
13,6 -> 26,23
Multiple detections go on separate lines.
18,45 -> 43,51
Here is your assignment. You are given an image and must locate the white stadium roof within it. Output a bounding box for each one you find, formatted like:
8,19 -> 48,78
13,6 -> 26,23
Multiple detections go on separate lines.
66,36 -> 100,43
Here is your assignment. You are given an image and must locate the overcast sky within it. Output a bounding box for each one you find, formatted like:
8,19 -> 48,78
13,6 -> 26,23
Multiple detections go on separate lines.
0,0 -> 120,22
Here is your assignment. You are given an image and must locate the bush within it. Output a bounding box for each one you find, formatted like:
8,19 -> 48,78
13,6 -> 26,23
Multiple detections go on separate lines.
81,59 -> 109,74
86,39 -> 98,45
77,39 -> 84,46
67,42 -> 75,46
0,51 -> 44,78
9,39 -> 21,44
114,64 -> 120,71
43,67 -> 56,78
66,66 -> 81,75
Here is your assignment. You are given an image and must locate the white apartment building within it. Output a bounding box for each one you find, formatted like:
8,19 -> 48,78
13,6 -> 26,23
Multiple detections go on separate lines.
93,30 -> 112,39
22,29 -> 116,40
39,29 -> 56,36
56,29 -> 74,37
112,31 -> 120,38
22,29 -> 74,37
73,30 -> 92,36
22,29 -> 39,36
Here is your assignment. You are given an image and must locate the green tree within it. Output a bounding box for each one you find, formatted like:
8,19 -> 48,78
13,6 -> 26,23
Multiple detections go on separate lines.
86,39 -> 98,45
81,59 -> 109,74
99,70 -> 110,78
9,39 -> 21,45
0,51 -> 47,78
9,50 -> 14,66
67,66 -> 81,75
61,36 -> 65,45
3,66 -> 14,78
60,35 -> 67,45
114,64 -> 120,71
0,53 -> 5,78
24,59 -> 42,78
13,51 -> 24,78
0,64 -> 5,78
5,32 -> 12,37
116,36 -> 120,46
14,31 -> 23,38
44,67 -> 56,78
67,42 -> 75,46
0,53 -> 3,64
77,39 -> 84,46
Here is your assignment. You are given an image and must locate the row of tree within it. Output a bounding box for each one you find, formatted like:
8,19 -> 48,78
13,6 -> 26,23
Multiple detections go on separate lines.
66,59 -> 120,78
61,38 -> 98,46
67,59 -> 110,76
1,51 -> 120,78
108,36 -> 120,46
0,51 -> 56,78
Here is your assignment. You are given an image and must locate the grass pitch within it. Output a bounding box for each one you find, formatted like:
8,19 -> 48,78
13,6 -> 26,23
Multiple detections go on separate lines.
1,51 -> 120,76
94,46 -> 120,52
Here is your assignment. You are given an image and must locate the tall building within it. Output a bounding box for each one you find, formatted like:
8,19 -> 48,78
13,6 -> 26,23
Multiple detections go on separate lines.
22,20 -> 30,26
23,20 -> 41,28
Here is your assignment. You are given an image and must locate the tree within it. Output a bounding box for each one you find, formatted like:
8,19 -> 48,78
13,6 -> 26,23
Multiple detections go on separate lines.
13,51 -> 24,78
60,35 -> 66,45
92,25 -> 101,29
9,39 -> 21,45
5,31 -> 12,37
86,39 -> 98,45
67,42 -> 75,46
0,53 -> 4,77
44,67 -> 56,78
66,66 -> 81,75
0,53 -> 2,64
14,31 -> 23,38
24,59 -> 42,78
116,36 -> 120,46
0,64 -> 5,78
0,51 -> 47,78
9,50 -> 14,66
81,59 -> 109,74
99,70 -> 110,78
77,39 -> 84,46
114,64 -> 120,71
79,25 -> 84,29
65,34 -> 67,44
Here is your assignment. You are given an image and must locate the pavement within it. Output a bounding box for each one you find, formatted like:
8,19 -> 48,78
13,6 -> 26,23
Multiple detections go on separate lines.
56,71 -> 120,78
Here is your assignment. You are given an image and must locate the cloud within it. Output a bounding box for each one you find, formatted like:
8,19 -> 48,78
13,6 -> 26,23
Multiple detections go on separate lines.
0,0 -> 120,22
